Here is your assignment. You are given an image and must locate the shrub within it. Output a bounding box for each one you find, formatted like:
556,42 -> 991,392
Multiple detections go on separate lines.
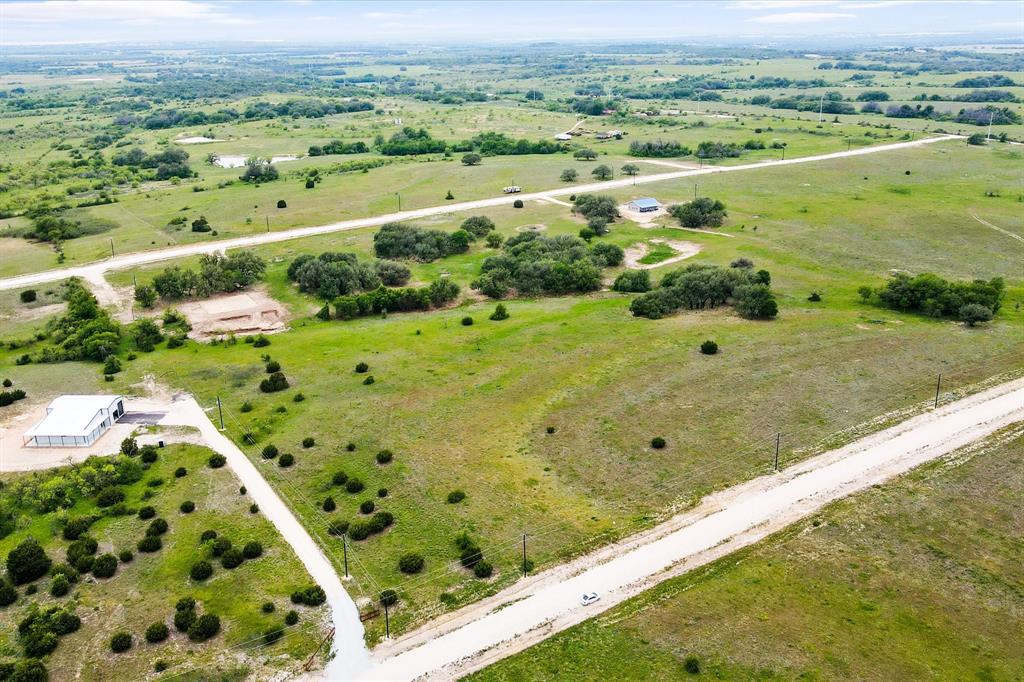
285,609 -> 299,626
20,289 -> 37,303
190,561 -> 213,581
670,197 -> 727,228
612,270 -> 651,293
398,553 -> 425,574
513,199 -> 524,208
960,303 -> 994,326
277,200 -> 287,209
6,537 -> 51,585
377,488 -> 388,498
262,601 -> 276,613
700,340 -> 718,355
240,401 -> 253,413
145,622 -> 169,643
808,291 -> 822,302
118,549 -> 133,563
264,625 -> 285,645
146,518 -> 169,536
362,375 -> 375,385
175,466 -> 187,478
242,542 -> 263,559
212,537 -> 232,557
327,520 -> 349,536
266,360 -> 281,373
91,554 -> 118,579
651,436 -> 667,449
250,504 -> 259,514
208,453 -> 226,468
489,303 -> 509,321
302,437 -> 315,449
376,449 -> 393,464
360,500 -> 375,514
110,631 -> 132,652
137,536 -> 162,553
684,655 -> 701,674
261,444 -> 279,459
345,478 -> 364,494
332,471 -> 348,486
293,392 -> 305,402
473,561 -> 494,578
345,442 -> 357,452
279,453 -> 295,467
260,371 -> 290,393
447,490 -> 466,504
460,545 -> 483,568
461,316 -> 473,326
138,506 -> 156,520
369,511 -> 394,532
292,585 -> 326,606
355,362 -> 369,373
96,486 -> 125,508
187,613 -> 221,642
485,232 -> 503,248
200,530 -> 218,544
121,436 -> 139,457
380,589 -> 398,606
546,426 -> 556,434
220,548 -> 244,569
0,579 -> 17,606
62,516 -> 95,541
174,607 -> 196,633
180,500 -> 196,514
50,574 -> 70,597
323,497 -> 336,512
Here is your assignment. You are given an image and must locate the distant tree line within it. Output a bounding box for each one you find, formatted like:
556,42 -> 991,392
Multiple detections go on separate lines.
111,147 -> 192,180
116,98 -> 373,129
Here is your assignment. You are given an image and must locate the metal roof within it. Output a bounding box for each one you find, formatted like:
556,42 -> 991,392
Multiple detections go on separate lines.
25,395 -> 123,438
630,198 -> 661,209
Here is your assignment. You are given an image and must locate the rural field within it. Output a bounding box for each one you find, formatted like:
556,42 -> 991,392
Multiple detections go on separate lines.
0,16 -> 1022,681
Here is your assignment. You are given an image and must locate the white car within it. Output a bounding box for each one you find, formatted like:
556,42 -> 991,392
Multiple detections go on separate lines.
580,591 -> 600,606
502,186 -> 522,194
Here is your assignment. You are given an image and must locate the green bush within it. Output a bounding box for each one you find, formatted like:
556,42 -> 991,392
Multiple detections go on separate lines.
259,371 -> 289,393
0,579 -> 17,606
110,631 -> 132,653
19,289 -> 37,303
253,334 -> 271,347
447,490 -> 466,504
242,542 -> 263,559
513,199 -> 524,208
118,549 -> 133,563
612,270 -> 651,293
355,362 -> 369,373
651,436 -> 667,449
187,613 -> 220,642
380,589 -> 398,606
137,536 -> 162,553
302,437 -> 315,448
174,466 -> 187,478
212,537 -> 232,557
200,529 -> 218,543
262,602 -> 276,613
138,506 -> 156,520
489,303 -> 509,321
62,516 -> 95,541
346,442 -> 357,451
377,488 -> 388,498
473,561 -> 494,578
291,585 -> 326,606
91,554 -> 118,579
174,607 -> 196,633
261,444 -> 279,459
279,453 -> 295,467
145,622 -> 169,643
360,500 -> 375,514
266,360 -> 281,373
293,392 -> 306,402
345,478 -> 364,494
323,496 -> 336,512
327,520 -> 349,536
684,655 -> 701,674
50,574 -> 70,597
190,561 -> 213,581
264,625 -> 285,645
96,486 -> 125,508
146,518 -> 169,536
285,610 -> 299,626
461,316 -> 474,326
376,449 -> 393,464
332,471 -> 348,485
208,453 -> 226,468
700,340 -> 718,355
240,401 -> 253,413
6,538 -> 51,585
362,375 -> 375,385
220,549 -> 244,569
180,500 -> 195,514
398,553 -> 425,574
347,521 -> 372,541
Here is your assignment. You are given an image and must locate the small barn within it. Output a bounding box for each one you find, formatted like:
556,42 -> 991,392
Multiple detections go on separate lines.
23,395 -> 125,447
554,133 -> 572,141
628,198 -> 662,213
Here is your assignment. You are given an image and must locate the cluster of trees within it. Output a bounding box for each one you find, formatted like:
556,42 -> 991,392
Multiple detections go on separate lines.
453,532 -> 493,579
696,141 -> 745,158
669,197 -> 727,228
331,279 -> 460,320
629,139 -> 691,157
307,140 -> 369,156
953,75 -> 1016,88
373,222 -> 471,261
111,147 -> 192,179
860,272 -> 1004,325
287,252 -> 410,299
17,209 -> 114,244
871,103 -> 1021,125
126,98 -> 373,129
572,194 -> 620,223
239,157 -> 280,183
143,252 -> 266,302
453,131 -> 564,156
377,127 -> 447,156
3,453 -> 142,514
38,280 -> 121,363
472,232 -> 623,298
630,263 -> 778,320
0,377 -> 27,408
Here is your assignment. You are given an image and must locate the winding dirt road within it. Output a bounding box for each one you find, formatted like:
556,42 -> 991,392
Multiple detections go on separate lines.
0,135 -> 957,293
360,376 -> 1024,681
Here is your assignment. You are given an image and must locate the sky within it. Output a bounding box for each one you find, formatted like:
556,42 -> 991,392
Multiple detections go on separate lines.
0,0 -> 1021,46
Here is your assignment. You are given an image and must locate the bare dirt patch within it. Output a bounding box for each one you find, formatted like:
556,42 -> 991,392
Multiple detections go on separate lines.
515,224 -> 548,233
624,239 -> 703,270
177,289 -> 288,339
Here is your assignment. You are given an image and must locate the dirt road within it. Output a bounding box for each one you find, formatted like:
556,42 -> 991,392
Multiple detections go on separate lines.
0,135 -> 957,293
361,376 -> 1024,681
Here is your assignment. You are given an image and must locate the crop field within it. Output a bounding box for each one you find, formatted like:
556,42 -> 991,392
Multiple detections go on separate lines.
1,38 -> 1022,675
467,427 -> 1024,681
0,444 -> 329,680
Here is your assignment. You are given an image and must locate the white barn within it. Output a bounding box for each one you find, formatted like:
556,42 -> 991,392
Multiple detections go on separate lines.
23,395 -> 125,448
628,197 -> 662,213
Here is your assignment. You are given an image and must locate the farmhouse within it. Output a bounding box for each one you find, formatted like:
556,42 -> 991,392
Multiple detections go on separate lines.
628,197 -> 662,213
554,133 -> 572,141
23,395 -> 125,447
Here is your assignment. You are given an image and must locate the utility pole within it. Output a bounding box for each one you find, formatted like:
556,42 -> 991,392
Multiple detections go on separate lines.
522,534 -> 528,576
696,90 -> 702,114
781,146 -> 786,160
847,139 -> 852,151
342,534 -> 349,578
109,238 -> 115,258
987,110 -> 994,140
384,599 -> 391,639
934,373 -> 942,409
774,432 -> 781,471
396,192 -> 402,211
265,216 -> 270,233
818,93 -> 825,123
694,184 -> 697,201
216,396 -> 224,430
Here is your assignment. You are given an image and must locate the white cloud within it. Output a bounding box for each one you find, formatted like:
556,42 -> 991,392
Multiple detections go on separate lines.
1,0 -> 248,25
731,1 -> 839,9
749,11 -> 856,23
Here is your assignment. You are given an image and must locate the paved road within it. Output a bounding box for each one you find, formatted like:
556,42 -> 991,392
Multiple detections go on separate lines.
362,377 -> 1024,681
0,135 -> 957,293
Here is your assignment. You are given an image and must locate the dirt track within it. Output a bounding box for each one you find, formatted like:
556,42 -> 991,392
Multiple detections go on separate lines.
0,135 -> 958,293
360,376 -> 1024,681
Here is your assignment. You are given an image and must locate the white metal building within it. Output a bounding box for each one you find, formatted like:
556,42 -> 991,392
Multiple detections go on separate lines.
23,395 -> 125,448
629,198 -> 662,213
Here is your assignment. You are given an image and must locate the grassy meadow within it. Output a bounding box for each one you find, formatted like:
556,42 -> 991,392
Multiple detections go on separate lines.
467,427 -> 1024,681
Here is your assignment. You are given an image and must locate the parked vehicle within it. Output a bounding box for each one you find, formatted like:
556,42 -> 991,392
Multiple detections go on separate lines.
580,591 -> 600,606
502,185 -> 522,194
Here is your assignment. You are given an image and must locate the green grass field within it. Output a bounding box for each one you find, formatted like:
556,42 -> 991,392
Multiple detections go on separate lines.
0,444 -> 329,680
466,427 -> 1024,681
